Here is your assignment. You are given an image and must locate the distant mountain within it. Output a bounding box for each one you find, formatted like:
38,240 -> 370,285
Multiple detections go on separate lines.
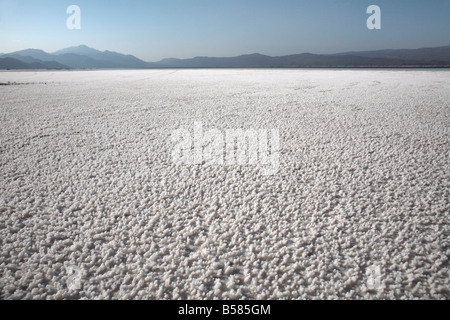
53,53 -> 106,69
1,45 -> 449,70
157,52 -> 439,68
333,45 -> 450,63
156,46 -> 450,68
52,45 -> 153,68
0,45 -> 159,69
7,49 -> 56,62
0,53 -> 70,68
0,57 -> 69,69
52,45 -> 103,56
0,57 -> 36,69
159,53 -> 275,68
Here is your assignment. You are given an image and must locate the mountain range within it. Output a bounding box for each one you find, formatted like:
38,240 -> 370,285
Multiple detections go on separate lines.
1,44 -> 450,69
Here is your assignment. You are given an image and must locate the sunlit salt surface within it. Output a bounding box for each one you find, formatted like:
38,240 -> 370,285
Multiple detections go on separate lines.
0,69 -> 449,299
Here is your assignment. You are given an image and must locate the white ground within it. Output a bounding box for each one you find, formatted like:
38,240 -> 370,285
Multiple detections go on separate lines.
0,69 -> 449,299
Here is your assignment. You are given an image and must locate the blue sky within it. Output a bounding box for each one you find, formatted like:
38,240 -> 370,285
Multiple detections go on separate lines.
1,0 -> 449,61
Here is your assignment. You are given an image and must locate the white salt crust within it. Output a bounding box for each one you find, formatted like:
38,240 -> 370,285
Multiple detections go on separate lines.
0,70 -> 448,299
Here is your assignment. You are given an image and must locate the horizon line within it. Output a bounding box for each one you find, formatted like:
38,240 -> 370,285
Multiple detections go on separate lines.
2,44 -> 450,63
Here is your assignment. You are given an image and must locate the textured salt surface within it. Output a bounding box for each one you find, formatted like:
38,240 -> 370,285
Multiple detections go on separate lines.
0,70 -> 448,299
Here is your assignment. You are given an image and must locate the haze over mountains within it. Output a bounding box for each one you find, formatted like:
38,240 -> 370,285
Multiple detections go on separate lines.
1,45 -> 450,69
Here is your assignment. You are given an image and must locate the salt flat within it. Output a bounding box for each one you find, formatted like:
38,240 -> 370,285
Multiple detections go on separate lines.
0,69 -> 449,299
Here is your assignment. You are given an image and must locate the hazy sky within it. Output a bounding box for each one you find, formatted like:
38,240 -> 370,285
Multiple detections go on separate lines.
1,0 -> 449,61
